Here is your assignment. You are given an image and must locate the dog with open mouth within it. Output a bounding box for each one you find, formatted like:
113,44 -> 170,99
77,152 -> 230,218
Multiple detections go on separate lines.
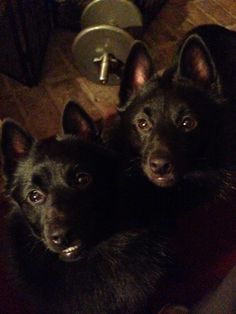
115,24 -> 236,208
1,101 -> 170,314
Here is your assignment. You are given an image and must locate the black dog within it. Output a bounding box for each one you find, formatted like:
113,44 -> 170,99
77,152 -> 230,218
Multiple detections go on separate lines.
116,24 -> 236,209
1,101 -> 169,314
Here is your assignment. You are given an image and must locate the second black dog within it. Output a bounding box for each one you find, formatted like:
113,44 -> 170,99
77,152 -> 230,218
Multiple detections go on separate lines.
116,24 -> 236,209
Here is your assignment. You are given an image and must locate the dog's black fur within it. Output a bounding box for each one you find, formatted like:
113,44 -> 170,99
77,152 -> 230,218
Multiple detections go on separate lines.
1,101 -> 169,314
115,24 -> 236,210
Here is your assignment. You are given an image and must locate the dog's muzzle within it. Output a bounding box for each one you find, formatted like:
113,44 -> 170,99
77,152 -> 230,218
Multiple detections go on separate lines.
143,155 -> 176,188
44,226 -> 83,262
60,242 -> 83,262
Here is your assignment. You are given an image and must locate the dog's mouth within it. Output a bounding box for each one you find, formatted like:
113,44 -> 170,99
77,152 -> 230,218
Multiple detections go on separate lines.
59,243 -> 82,262
147,173 -> 176,188
143,162 -> 177,188
44,235 -> 83,262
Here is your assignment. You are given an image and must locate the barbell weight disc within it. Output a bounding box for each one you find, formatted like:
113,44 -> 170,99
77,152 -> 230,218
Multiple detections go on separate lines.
72,25 -> 134,85
81,0 -> 143,30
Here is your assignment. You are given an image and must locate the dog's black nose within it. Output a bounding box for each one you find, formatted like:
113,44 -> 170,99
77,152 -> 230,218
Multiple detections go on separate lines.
50,229 -> 68,247
149,157 -> 173,176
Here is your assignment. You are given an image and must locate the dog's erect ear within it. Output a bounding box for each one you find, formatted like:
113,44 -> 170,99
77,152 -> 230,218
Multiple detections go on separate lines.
176,34 -> 217,86
118,41 -> 154,111
62,101 -> 100,141
1,119 -> 34,161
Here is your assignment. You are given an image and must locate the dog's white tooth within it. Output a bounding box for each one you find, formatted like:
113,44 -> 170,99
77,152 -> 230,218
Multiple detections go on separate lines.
63,245 -> 78,253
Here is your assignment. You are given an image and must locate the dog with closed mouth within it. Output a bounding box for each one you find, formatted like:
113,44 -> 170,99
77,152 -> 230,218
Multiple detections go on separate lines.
1,101 -> 170,314
108,23 -> 236,310
115,24 -> 236,209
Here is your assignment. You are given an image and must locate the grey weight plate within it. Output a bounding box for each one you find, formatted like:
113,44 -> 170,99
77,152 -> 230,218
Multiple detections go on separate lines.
72,25 -> 134,85
81,0 -> 143,30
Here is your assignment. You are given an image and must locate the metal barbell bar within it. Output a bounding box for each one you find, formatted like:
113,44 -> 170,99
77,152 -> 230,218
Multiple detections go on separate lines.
72,0 -> 143,85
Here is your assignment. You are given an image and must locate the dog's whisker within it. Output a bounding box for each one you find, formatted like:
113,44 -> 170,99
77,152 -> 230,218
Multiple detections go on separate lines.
124,157 -> 141,175
29,240 -> 39,254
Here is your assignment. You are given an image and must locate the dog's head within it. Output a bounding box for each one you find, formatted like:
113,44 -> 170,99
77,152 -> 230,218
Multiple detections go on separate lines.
1,101 -> 118,262
118,35 -> 227,188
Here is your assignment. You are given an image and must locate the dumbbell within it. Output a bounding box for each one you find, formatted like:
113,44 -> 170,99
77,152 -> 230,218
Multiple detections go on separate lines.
72,0 -> 143,85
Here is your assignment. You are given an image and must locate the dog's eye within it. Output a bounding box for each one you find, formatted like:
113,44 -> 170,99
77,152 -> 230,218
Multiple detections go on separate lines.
27,190 -> 45,205
136,118 -> 152,132
75,172 -> 92,189
180,116 -> 197,132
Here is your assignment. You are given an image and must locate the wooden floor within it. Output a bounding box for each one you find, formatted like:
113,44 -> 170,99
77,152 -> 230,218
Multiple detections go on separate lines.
0,0 -> 236,139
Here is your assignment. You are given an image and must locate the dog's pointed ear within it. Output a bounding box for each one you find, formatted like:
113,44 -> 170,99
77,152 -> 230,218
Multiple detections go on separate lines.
176,34 -> 217,86
118,41 -> 154,111
1,119 -> 34,176
62,101 -> 100,141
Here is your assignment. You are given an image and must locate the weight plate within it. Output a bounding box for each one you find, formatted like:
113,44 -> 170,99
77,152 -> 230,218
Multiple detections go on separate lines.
81,0 -> 143,30
72,25 -> 134,85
